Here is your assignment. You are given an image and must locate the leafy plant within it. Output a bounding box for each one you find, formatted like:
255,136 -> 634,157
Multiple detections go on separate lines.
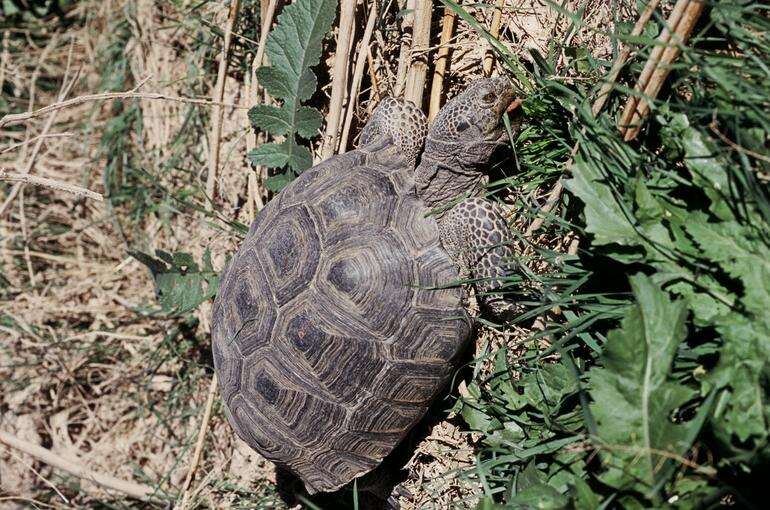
247,0 -> 338,191
456,0 -> 770,508
129,249 -> 220,318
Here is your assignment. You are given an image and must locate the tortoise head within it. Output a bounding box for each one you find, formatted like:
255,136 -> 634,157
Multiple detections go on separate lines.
425,76 -> 519,167
359,97 -> 428,164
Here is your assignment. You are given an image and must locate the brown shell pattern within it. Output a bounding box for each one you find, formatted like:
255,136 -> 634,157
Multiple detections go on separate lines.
211,148 -> 471,494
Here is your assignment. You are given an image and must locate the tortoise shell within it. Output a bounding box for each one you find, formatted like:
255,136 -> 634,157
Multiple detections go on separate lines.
211,139 -> 471,494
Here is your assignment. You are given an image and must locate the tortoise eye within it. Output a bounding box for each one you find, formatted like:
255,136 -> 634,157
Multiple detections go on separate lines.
482,92 -> 496,103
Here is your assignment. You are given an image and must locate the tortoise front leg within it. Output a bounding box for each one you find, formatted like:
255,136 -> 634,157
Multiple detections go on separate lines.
438,197 -> 519,318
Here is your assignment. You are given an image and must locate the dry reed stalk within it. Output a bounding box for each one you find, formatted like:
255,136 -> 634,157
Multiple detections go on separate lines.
404,0 -> 433,106
395,0 -> 417,97
0,170 -> 103,202
482,0 -> 505,76
321,0 -> 357,160
428,7 -> 456,121
622,0 -> 705,140
246,0 -> 279,222
592,0 -> 662,115
0,429 -> 161,502
525,0 -> 663,236
205,0 -> 241,207
177,375 -> 219,510
617,0 -> 689,133
339,0 -> 379,153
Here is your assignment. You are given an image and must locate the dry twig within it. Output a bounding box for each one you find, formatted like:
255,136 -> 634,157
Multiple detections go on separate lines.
340,0 -> 379,153
404,0 -> 434,106
0,170 -> 103,202
0,80 -> 247,130
621,0 -> 706,140
245,0 -> 279,222
321,0 -> 357,160
0,429 -> 161,502
482,0 -> 505,76
205,0 -> 241,206
428,7 -> 457,121
177,375 -> 219,510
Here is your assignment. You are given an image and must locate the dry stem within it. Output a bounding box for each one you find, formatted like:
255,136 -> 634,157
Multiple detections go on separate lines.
321,0 -> 357,160
428,7 -> 456,121
205,0 -> 241,207
618,0 -> 689,134
0,429 -> 161,502
340,0 -> 379,153
482,0 -> 505,76
404,0 -> 434,106
177,375 -> 219,510
0,81 -> 247,130
622,0 -> 705,140
0,170 -> 103,202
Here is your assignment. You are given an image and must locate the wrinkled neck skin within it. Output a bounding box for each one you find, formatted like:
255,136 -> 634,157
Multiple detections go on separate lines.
414,137 -> 497,219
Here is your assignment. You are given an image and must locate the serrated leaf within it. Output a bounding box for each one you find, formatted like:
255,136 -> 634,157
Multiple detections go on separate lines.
265,174 -> 293,192
249,0 -> 337,181
247,143 -> 291,169
564,156 -> 639,246
248,104 -> 292,136
589,274 -> 698,496
296,106 -> 323,139
254,67 -> 294,105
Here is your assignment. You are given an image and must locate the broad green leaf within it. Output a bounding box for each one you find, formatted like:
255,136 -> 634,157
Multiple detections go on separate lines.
589,274 -> 697,496
248,104 -> 292,136
247,140 -> 313,173
710,317 -> 770,446
508,483 -> 570,509
564,157 -> 639,246
247,142 -> 291,169
296,106 -> 323,139
685,219 -> 770,317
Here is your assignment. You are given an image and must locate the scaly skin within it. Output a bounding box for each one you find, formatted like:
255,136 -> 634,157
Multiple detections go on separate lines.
416,76 -> 521,317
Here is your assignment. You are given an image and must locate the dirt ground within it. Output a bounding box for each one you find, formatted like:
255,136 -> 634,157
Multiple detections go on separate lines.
0,1 -> 628,508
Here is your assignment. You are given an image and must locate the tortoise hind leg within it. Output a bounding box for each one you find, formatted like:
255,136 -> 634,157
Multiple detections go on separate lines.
438,197 -> 520,318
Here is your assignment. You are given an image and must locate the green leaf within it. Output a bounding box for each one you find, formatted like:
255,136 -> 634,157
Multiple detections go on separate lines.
249,0 -> 337,181
129,249 -> 219,317
248,104 -> 292,137
564,156 -> 639,247
247,143 -> 291,169
589,274 -> 698,497
508,483 -> 570,509
296,106 -> 323,139
685,219 -> 770,318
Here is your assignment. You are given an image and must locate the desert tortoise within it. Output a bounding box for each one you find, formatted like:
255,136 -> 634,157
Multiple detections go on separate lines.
211,77 -> 518,494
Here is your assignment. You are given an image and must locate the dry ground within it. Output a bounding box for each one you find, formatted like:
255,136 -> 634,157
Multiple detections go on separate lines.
0,1 -> 628,508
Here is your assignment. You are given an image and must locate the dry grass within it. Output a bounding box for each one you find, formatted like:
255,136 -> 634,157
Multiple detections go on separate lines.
0,1 -> 631,508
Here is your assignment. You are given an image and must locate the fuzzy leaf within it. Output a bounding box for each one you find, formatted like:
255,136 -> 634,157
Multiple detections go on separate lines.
296,106 -> 323,139
248,140 -> 313,173
248,104 -> 292,136
589,274 -> 698,495
247,143 -> 291,169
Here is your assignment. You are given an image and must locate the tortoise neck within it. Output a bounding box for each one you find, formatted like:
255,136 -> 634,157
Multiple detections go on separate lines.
414,153 -> 487,219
